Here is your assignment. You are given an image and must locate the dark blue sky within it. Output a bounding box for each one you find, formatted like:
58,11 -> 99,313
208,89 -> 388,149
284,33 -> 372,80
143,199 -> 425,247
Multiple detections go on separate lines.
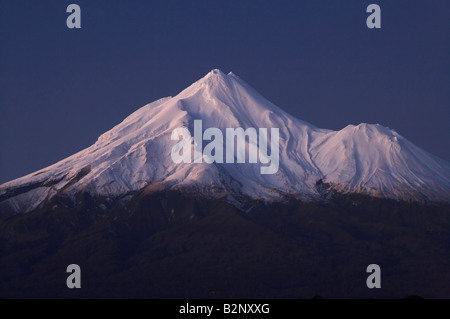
0,0 -> 449,184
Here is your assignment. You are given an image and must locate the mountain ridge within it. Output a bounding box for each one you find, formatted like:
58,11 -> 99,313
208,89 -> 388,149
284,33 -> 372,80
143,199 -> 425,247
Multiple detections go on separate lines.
1,69 -> 449,214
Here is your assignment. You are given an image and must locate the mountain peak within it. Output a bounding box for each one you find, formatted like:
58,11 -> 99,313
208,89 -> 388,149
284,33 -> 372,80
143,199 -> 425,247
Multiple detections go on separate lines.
1,71 -> 449,214
197,69 -> 243,88
201,69 -> 230,82
208,68 -> 225,76
199,69 -> 234,88
177,69 -> 236,100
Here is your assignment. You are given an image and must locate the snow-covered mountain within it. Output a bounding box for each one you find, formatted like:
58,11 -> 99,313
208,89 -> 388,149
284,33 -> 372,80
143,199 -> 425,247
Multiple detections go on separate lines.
1,69 -> 449,213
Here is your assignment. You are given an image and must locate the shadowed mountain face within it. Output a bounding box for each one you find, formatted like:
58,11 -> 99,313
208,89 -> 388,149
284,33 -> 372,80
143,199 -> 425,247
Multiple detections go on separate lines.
0,191 -> 449,299
0,70 -> 449,298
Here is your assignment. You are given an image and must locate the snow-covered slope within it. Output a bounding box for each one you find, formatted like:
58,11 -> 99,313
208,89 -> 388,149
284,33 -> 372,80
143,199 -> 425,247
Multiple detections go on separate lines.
1,69 -> 449,213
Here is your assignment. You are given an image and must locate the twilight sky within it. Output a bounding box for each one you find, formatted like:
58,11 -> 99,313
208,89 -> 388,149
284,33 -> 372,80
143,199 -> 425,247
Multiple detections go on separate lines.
0,0 -> 449,184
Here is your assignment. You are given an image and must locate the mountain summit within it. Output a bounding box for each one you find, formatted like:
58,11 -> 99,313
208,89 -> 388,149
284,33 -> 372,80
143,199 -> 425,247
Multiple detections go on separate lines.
1,69 -> 449,214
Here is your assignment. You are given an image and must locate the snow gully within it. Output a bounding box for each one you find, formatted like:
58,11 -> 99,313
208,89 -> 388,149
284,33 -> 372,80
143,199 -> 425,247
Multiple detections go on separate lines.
171,120 -> 280,174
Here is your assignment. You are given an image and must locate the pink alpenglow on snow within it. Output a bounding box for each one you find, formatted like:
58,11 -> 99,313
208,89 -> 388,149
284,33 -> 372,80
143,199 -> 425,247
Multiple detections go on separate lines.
1,69 -> 449,213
